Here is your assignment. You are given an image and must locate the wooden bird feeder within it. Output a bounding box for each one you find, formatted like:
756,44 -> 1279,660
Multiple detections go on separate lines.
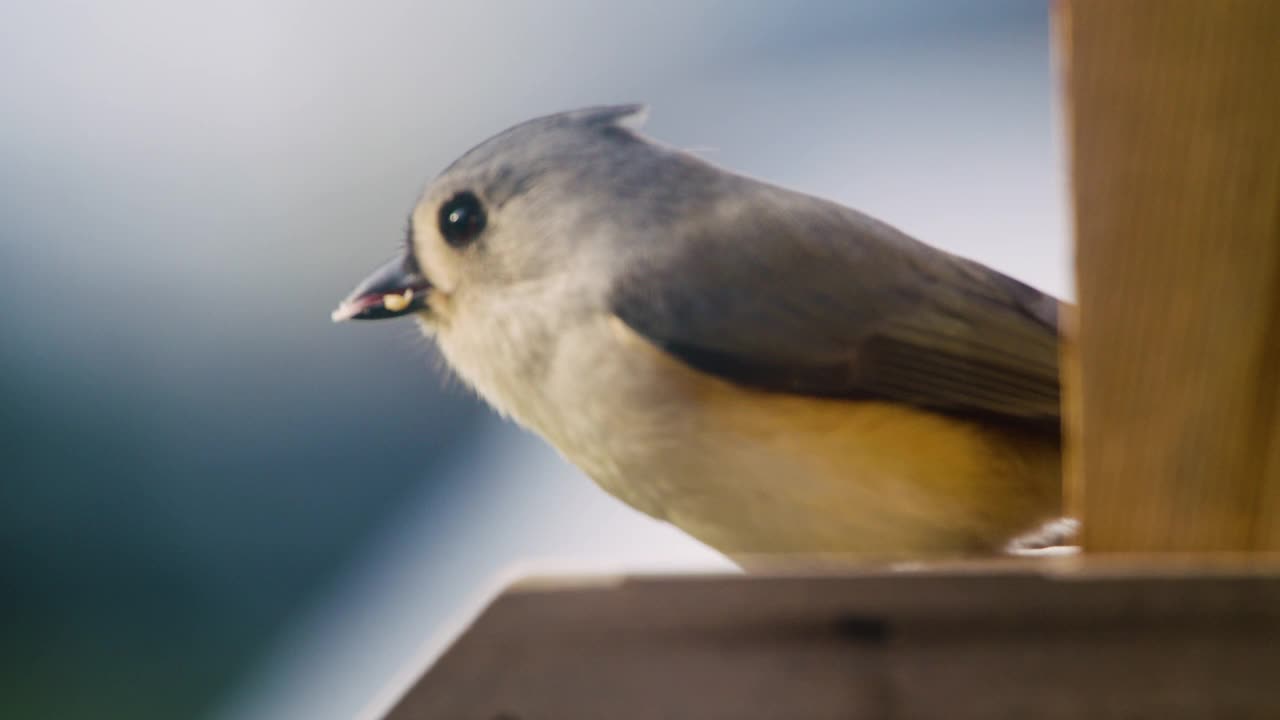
376,2 -> 1280,717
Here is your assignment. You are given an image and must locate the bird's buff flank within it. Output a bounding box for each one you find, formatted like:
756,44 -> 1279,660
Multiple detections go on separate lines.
333,106 -> 1067,566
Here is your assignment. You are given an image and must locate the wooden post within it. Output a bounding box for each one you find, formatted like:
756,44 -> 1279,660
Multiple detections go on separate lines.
1061,0 -> 1280,551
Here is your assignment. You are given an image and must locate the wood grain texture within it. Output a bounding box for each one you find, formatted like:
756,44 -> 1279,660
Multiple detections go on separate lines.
381,566 -> 1280,720
1062,0 -> 1280,550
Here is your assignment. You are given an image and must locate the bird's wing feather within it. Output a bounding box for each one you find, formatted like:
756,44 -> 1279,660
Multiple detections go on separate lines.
608,183 -> 1062,429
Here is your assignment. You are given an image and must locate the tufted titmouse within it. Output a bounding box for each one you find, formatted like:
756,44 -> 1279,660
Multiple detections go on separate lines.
333,105 -> 1065,564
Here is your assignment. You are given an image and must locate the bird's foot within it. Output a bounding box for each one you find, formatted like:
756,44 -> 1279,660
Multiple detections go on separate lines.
1004,517 -> 1080,557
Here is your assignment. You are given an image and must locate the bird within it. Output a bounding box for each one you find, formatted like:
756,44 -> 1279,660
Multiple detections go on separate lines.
333,105 -> 1067,567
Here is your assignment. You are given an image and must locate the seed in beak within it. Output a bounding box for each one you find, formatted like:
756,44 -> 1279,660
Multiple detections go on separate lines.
383,288 -> 414,312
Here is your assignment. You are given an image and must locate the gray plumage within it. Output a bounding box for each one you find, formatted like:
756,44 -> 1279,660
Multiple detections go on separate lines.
456,104 -> 1060,427
607,165 -> 1061,428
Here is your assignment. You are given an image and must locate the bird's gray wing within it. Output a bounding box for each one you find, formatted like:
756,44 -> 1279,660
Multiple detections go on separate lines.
609,186 -> 1062,430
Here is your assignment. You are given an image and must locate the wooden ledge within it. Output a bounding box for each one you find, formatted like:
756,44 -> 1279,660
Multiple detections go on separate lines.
383,559 -> 1280,719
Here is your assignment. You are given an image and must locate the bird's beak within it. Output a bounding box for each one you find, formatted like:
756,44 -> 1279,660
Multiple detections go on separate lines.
331,255 -> 432,322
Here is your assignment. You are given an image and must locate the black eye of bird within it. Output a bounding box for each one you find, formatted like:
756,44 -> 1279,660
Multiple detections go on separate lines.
438,191 -> 486,248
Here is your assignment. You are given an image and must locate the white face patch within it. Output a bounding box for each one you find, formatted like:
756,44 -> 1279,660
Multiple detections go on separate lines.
411,203 -> 461,295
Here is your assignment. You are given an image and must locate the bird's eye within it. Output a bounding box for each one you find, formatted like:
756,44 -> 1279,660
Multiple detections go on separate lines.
438,191 -> 486,248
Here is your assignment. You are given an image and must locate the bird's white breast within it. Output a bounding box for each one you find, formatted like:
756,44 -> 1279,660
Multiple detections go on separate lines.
432,292 -> 1061,562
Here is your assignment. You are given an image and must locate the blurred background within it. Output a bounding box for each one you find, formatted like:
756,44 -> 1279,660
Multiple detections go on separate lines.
0,1 -> 1067,718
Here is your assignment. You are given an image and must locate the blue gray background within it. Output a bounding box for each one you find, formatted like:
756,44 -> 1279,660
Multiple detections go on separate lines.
0,2 -> 1067,718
